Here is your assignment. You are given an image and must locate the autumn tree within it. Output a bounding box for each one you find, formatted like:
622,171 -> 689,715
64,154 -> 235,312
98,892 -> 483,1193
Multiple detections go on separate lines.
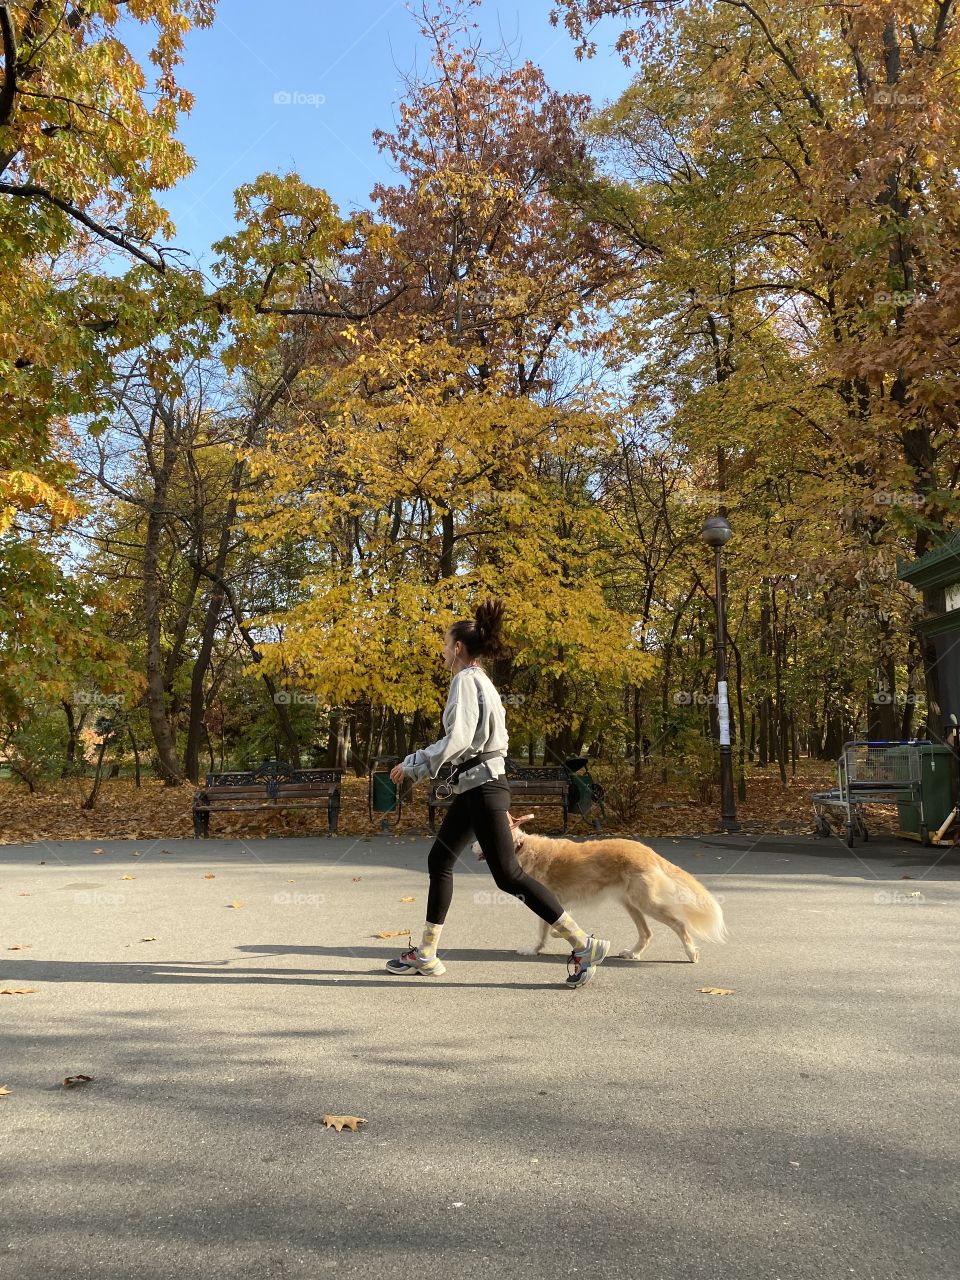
552,0 -> 959,743
0,0 -> 224,734
235,2 -> 654,768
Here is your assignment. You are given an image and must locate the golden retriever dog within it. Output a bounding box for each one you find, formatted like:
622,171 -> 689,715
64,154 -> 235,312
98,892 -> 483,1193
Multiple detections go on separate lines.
473,813 -> 727,962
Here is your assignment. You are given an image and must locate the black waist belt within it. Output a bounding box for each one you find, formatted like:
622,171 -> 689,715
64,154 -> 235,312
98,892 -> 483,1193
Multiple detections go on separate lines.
435,751 -> 504,797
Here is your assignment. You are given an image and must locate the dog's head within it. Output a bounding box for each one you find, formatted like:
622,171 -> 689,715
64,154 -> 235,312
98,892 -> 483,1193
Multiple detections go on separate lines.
472,811 -> 535,860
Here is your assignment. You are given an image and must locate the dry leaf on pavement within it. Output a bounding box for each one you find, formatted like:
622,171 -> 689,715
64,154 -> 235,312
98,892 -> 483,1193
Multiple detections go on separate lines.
63,1075 -> 93,1088
1,988 -> 36,996
700,987 -> 735,996
228,901 -> 243,909
322,1114 -> 367,1133
400,896 -> 415,903
372,930 -> 410,939
0,1085 -> 12,1096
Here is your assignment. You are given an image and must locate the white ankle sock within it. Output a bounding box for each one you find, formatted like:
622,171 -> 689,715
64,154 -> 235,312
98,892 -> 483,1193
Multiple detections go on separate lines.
419,921 -> 444,958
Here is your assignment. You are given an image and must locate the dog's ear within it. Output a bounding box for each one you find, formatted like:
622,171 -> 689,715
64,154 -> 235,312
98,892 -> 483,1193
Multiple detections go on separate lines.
508,812 -> 535,828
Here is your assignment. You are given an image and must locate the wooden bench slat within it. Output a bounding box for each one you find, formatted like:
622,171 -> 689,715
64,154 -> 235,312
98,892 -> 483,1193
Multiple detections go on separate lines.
199,801 -> 334,811
200,787 -> 268,799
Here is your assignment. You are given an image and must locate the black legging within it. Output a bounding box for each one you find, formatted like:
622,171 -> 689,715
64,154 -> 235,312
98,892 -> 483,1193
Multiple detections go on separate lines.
426,777 -> 564,925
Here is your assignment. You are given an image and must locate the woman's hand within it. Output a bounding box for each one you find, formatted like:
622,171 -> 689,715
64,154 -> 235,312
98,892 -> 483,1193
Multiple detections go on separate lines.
389,763 -> 406,785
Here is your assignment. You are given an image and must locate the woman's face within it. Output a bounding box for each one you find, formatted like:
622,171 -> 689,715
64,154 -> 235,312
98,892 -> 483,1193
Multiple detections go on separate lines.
441,629 -> 463,671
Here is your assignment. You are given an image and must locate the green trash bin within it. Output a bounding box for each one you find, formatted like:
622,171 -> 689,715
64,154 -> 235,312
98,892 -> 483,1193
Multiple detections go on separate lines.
369,756 -> 402,833
371,771 -> 398,812
895,745 -> 957,845
566,764 -> 604,831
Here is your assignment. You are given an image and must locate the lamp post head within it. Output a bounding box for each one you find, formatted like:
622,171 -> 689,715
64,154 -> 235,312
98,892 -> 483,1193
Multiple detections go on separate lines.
701,515 -> 733,549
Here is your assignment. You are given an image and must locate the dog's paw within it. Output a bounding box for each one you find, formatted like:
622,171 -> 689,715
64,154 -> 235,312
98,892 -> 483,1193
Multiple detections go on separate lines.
686,948 -> 700,963
619,949 -> 645,960
516,944 -> 543,956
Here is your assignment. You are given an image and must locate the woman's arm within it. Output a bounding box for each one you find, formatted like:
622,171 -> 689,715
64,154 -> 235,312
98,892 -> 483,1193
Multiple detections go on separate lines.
399,673 -> 481,783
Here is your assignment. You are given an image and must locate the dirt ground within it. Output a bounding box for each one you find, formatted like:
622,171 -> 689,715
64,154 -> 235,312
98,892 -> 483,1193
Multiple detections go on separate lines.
0,760 -> 907,844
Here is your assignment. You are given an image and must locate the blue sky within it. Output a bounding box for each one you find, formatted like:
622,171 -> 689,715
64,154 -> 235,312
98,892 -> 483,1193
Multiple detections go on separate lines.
130,0 -> 634,266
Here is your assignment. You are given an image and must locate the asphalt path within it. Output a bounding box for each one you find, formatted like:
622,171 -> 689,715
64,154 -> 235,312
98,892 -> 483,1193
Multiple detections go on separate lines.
1,828 -> 958,1280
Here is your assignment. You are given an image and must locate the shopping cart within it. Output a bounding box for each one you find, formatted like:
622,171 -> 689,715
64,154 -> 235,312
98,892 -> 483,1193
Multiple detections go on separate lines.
812,740 -> 929,848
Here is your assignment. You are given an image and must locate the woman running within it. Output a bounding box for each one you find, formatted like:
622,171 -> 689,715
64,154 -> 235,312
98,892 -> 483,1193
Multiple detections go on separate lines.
386,596 -> 610,988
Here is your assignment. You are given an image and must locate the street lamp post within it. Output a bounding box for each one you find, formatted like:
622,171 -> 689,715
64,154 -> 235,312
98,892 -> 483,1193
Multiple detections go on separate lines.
701,516 -> 740,833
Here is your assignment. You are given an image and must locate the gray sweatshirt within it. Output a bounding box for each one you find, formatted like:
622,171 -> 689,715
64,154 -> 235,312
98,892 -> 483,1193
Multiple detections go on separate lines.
401,665 -> 508,795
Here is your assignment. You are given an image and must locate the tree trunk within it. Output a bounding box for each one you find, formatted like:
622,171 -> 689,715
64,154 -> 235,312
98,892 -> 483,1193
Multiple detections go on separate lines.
60,701 -> 85,778
406,709 -> 425,757
82,738 -> 110,810
660,584 -> 698,783
129,726 -> 141,787
728,634 -> 747,800
758,578 -> 771,768
633,685 -> 643,780
143,453 -> 182,785
348,699 -> 373,775
184,591 -> 224,784
325,709 -> 351,769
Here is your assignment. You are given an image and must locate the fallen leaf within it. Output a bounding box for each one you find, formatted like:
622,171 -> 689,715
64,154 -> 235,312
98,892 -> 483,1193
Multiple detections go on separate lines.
141,936 -> 157,942
0,1085 -> 12,1096
6,944 -> 31,951
228,901 -> 243,909
63,1074 -> 93,1088
203,873 -> 215,879
18,893 -> 30,897
399,896 -> 415,903
901,874 -> 913,880
789,1161 -> 800,1167
92,848 -> 104,855
0,988 -> 37,996
322,1114 -> 367,1133
700,987 -> 735,996
352,877 -> 362,882
120,875 -> 135,881
372,930 -> 410,939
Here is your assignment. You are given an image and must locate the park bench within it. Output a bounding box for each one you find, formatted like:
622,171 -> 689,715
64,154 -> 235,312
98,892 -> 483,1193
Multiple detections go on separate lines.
428,758 -> 595,834
192,759 -> 343,837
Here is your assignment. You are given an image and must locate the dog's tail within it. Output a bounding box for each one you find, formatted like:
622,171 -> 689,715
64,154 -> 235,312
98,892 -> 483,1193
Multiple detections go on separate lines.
653,865 -> 728,944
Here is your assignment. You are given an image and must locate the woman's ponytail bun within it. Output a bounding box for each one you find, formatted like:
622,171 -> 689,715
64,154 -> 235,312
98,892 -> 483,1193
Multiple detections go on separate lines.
449,595 -> 508,662
474,596 -> 506,659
